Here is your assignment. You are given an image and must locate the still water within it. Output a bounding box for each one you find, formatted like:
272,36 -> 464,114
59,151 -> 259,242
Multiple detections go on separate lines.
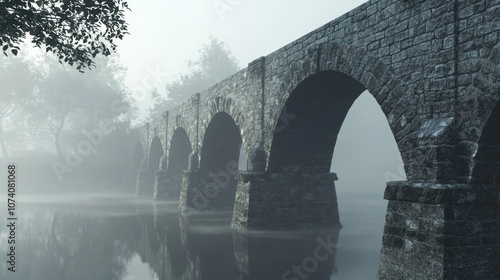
0,190 -> 387,280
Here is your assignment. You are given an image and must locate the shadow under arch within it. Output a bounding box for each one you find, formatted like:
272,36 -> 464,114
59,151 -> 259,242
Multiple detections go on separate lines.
149,136 -> 164,171
168,127 -> 192,173
264,42 -> 414,179
267,71 -> 366,174
198,111 -> 242,212
154,127 -> 193,200
471,98 -> 500,184
232,70 -> 405,231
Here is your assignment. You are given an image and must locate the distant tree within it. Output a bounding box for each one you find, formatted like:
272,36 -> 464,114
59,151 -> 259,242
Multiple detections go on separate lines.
0,56 -> 39,158
149,36 -> 240,120
0,0 -> 130,71
24,55 -> 133,160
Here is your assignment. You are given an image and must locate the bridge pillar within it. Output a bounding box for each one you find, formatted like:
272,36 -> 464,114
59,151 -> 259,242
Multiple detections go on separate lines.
136,170 -> 156,196
231,172 -> 341,230
179,169 -> 238,214
154,170 -> 183,200
377,181 -> 500,280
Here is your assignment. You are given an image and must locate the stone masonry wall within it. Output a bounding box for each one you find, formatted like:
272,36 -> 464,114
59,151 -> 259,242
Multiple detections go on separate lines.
133,1 -> 500,278
135,0 -> 500,182
379,181 -> 500,279
135,0 -> 500,183
232,172 -> 341,230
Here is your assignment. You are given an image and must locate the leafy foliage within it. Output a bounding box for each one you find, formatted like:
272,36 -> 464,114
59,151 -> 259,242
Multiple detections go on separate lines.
0,0 -> 130,71
23,54 -> 134,158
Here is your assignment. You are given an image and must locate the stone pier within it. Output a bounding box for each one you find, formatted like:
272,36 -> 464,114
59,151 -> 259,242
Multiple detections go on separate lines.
179,169 -> 238,214
154,170 -> 183,200
231,172 -> 341,231
377,181 -> 500,280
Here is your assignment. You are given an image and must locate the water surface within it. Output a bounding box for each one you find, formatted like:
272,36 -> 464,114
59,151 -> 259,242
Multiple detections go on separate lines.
0,190 -> 387,280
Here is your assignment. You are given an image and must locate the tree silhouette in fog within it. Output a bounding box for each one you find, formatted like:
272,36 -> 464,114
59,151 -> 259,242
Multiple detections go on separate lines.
149,36 -> 240,120
0,56 -> 39,158
22,55 -> 134,160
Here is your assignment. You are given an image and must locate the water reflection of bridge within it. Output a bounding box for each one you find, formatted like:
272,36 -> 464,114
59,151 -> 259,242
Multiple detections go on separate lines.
134,201 -> 341,280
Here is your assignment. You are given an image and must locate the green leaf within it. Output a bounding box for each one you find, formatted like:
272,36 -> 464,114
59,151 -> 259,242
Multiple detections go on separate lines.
11,49 -> 18,56
2,45 -> 8,51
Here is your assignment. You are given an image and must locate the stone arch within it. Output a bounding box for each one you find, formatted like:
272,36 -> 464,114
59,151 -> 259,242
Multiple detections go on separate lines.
198,112 -> 242,211
267,71 -> 365,173
169,113 -> 197,150
199,96 -> 248,169
200,112 -> 242,171
471,99 -> 500,184
267,42 -> 412,175
148,136 -> 164,171
168,127 -> 192,173
457,42 -> 500,182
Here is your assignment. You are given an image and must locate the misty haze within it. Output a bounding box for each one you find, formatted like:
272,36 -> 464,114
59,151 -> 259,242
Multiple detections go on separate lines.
1,0 -> 499,280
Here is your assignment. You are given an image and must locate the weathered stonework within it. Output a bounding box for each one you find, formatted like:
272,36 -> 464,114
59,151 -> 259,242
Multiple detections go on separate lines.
154,170 -> 183,200
132,0 -> 500,278
134,0 -> 500,185
179,170 -> 238,214
232,172 -> 341,230
378,181 -> 500,279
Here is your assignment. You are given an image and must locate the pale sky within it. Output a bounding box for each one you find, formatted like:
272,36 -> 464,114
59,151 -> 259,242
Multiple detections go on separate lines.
115,0 -> 368,118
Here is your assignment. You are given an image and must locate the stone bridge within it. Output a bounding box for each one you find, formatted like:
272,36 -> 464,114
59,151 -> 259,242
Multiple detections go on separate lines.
131,0 -> 500,279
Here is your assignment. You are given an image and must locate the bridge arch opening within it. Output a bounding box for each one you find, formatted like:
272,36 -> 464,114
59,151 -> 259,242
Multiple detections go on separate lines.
331,90 -> 406,278
268,71 -> 366,173
168,128 -> 192,173
471,99 -> 500,184
267,70 -> 406,278
199,112 -> 242,212
148,136 -> 164,171
238,144 -> 247,171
